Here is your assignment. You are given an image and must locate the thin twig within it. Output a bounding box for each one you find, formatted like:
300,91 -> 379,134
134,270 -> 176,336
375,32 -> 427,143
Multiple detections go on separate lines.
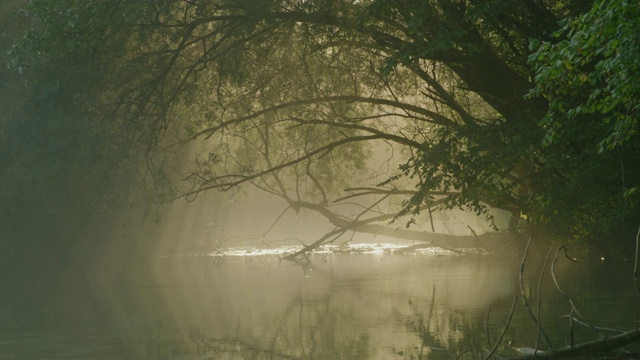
486,304 -> 493,349
559,315 -> 625,334
520,237 -> 554,349
427,285 -> 437,325
549,242 -> 628,340
483,296 -> 518,360
551,246 -> 584,319
569,308 -> 575,348
468,225 -> 492,254
510,328 -> 640,360
454,348 -> 469,360
535,248 -> 553,354
634,226 -> 640,297
426,192 -> 436,233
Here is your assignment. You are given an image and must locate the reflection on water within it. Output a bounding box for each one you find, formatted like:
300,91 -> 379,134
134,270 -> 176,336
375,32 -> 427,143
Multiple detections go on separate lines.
1,245 -> 638,359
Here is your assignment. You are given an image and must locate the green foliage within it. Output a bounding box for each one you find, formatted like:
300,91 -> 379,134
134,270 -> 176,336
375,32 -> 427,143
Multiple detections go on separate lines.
375,1 -> 482,75
529,0 -> 640,151
0,0 -> 148,291
398,116 -> 545,230
526,0 -> 640,240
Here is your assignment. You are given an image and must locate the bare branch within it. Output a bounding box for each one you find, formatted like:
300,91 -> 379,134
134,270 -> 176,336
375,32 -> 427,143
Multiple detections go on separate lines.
336,187 -> 457,203
191,95 -> 458,141
635,226 -> 640,296
483,296 -> 518,360
519,237 -> 554,349
180,134 -> 382,198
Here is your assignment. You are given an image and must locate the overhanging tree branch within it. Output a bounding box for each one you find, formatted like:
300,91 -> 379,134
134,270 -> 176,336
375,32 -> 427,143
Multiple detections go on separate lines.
191,95 -> 459,141
181,134 -> 382,197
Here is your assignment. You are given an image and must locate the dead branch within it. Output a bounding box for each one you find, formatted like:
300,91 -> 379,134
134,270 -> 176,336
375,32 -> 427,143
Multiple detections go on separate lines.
335,187 -> 457,203
486,304 -> 493,349
454,348 -> 469,360
507,329 -> 640,360
635,226 -> 640,296
558,315 -> 625,334
282,228 -> 345,261
569,308 -> 575,348
519,237 -> 554,349
283,195 -> 390,260
534,249 -> 553,354
551,246 -> 584,319
483,296 -> 518,360
468,225 -> 492,255
180,134 -> 382,197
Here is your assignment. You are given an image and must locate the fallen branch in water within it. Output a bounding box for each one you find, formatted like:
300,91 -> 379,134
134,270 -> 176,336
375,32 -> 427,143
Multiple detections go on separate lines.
506,232 -> 640,359
508,328 -> 640,360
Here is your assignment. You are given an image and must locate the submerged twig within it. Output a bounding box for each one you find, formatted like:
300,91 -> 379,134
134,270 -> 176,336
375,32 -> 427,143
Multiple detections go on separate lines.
569,308 -> 575,348
454,348 -> 469,360
559,315 -> 625,334
486,304 -> 493,349
634,226 -> 640,297
519,237 -> 553,349
510,328 -> 640,360
551,246 -> 584,319
483,296 -> 518,360
551,245 -> 630,344
427,285 -> 437,325
535,249 -> 553,355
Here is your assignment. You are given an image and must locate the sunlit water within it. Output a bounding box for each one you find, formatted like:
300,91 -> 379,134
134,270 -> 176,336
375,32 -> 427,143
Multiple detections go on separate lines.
1,244 -> 638,359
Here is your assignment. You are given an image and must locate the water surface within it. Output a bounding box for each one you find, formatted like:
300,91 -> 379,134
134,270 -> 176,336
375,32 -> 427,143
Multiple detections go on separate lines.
1,244 -> 637,359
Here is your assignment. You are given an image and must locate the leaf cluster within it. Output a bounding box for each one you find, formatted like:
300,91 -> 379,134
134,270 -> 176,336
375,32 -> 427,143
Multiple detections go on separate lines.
529,0 -> 640,151
525,0 -> 640,240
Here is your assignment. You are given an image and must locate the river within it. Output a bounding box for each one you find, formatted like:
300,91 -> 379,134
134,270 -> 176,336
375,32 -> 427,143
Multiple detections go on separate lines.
1,244 -> 638,359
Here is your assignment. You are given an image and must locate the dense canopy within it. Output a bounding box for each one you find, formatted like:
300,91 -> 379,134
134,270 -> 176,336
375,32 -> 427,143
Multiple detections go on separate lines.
1,0 -> 639,276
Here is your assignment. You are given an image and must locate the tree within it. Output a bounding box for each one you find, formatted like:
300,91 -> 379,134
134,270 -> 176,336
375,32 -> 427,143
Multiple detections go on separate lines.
5,0 -> 638,258
0,0 -> 144,297
528,0 -> 640,241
